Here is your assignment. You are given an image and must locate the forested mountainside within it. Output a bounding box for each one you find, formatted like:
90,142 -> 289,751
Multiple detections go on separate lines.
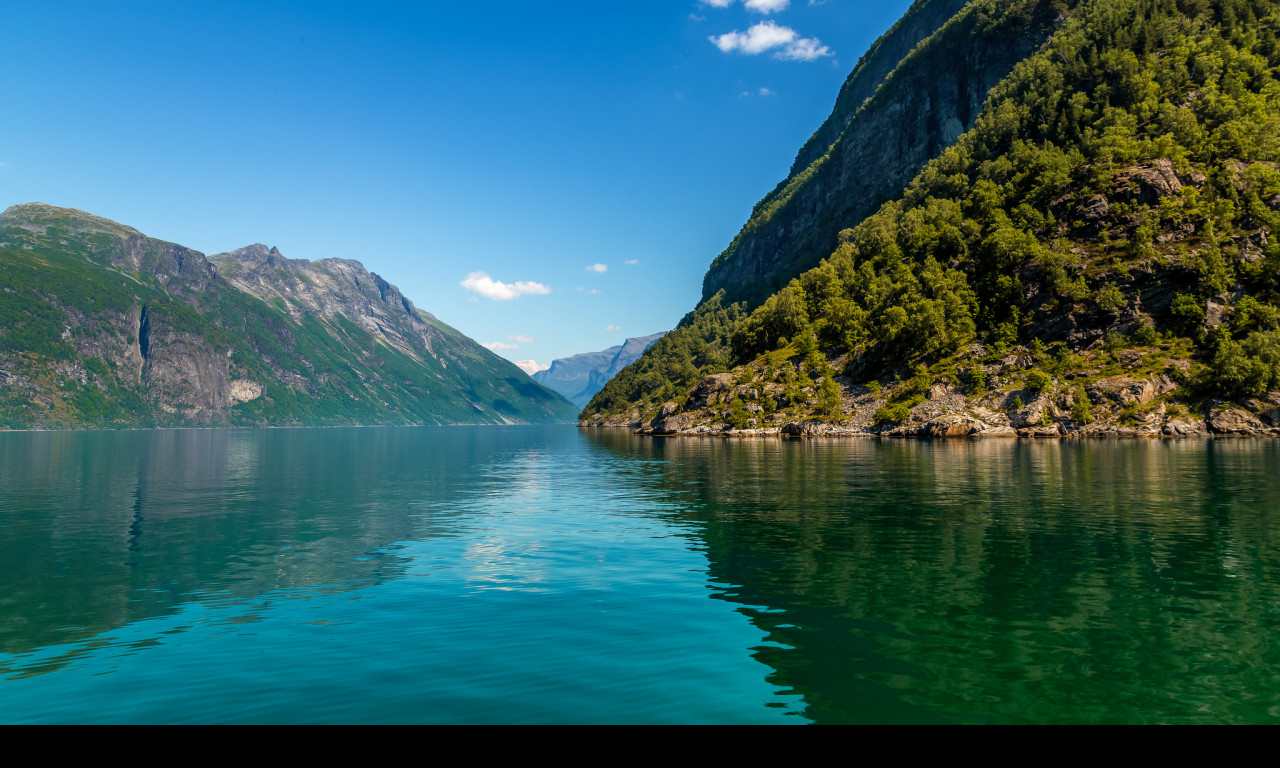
703,0 -> 1064,308
0,204 -> 576,428
585,0 -> 1280,437
533,333 -> 665,408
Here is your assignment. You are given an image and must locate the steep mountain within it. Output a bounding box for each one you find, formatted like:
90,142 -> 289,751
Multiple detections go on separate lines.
585,0 -> 1280,437
533,333 -> 665,408
703,0 -> 1065,308
0,203 -> 577,428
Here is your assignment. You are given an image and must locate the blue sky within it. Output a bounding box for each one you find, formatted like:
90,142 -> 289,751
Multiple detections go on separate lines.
1,0 -> 913,371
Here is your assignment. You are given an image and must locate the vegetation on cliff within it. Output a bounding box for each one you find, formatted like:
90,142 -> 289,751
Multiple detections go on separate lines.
585,0 -> 1280,435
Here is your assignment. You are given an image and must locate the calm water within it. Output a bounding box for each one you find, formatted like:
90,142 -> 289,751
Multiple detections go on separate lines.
1,428 -> 1278,723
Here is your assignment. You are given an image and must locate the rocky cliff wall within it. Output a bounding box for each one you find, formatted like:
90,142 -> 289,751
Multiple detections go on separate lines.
703,0 -> 1069,308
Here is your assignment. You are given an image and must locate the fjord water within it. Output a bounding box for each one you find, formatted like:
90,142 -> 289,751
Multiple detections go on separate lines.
1,429 -> 1278,724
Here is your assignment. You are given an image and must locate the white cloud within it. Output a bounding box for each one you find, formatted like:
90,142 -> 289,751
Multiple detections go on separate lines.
508,334 -> 534,343
606,324 -> 622,331
483,341 -> 519,351
759,87 -> 775,96
710,20 -> 830,61
587,263 -> 608,273
514,359 -> 550,375
775,36 -> 831,61
711,20 -> 794,54
623,259 -> 638,265
460,271 -> 551,301
702,0 -> 789,11
745,0 -> 789,12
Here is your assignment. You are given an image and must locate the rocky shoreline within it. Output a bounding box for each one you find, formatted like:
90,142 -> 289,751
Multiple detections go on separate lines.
580,367 -> 1280,438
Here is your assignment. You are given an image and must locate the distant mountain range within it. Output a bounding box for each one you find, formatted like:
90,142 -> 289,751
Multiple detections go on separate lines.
0,203 -> 577,428
534,333 -> 665,409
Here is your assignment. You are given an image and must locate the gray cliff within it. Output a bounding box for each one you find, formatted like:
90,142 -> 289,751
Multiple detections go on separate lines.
703,0 -> 1067,308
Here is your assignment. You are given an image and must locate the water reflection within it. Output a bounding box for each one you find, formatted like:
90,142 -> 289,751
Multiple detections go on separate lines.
3,427 -> 1279,722
0,428 -> 524,667
583,432 -> 1280,723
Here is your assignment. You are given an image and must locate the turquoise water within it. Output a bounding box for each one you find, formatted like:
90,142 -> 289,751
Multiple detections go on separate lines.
1,427 -> 1279,723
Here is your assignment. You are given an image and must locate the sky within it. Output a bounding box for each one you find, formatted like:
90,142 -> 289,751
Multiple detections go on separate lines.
1,0 -> 914,373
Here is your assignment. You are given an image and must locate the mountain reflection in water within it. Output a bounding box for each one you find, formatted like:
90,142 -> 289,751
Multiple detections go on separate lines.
1,427 -> 1278,723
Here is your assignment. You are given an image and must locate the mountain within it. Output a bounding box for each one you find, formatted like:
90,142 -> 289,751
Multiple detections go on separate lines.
0,203 -> 577,428
703,0 -> 1060,308
533,333 -> 666,408
584,0 -> 1280,437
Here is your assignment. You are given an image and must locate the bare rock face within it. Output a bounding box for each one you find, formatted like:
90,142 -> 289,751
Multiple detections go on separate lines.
1163,419 -> 1210,436
1207,402 -> 1268,435
1009,396 -> 1058,429
1018,424 -> 1065,437
1080,194 -> 1112,222
1126,158 -> 1184,205
639,401 -> 691,434
229,380 -> 264,403
687,374 -> 737,409
1205,295 -> 1230,330
1087,377 -> 1156,407
922,414 -> 985,437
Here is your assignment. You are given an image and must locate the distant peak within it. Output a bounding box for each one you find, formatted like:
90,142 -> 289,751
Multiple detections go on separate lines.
0,202 -> 142,237
211,243 -> 300,266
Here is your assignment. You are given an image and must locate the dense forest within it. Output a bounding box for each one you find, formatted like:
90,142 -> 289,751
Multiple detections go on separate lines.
585,0 -> 1280,435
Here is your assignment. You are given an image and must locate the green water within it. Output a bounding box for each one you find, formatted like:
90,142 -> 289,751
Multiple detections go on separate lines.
1,427 -> 1278,723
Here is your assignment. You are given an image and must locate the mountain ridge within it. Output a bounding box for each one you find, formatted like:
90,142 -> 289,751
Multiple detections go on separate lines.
0,203 -> 577,428
534,333 -> 666,408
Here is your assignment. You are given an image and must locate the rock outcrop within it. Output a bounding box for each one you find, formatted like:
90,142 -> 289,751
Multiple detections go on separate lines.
586,340 -> 1280,438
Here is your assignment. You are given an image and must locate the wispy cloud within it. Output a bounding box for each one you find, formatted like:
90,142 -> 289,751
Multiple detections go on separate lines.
514,359 -> 550,375
587,263 -> 608,273
460,271 -> 551,301
741,86 -> 776,97
623,259 -> 638,265
745,0 -> 790,12
606,324 -> 622,331
482,341 -> 519,351
710,20 -> 831,61
701,0 -> 789,12
774,36 -> 830,61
